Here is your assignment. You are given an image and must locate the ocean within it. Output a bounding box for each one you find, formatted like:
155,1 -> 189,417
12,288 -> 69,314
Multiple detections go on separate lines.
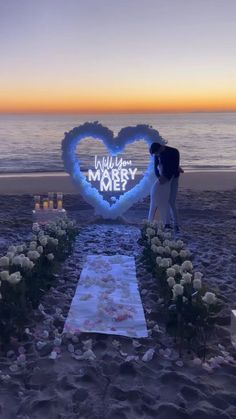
0,112 -> 236,174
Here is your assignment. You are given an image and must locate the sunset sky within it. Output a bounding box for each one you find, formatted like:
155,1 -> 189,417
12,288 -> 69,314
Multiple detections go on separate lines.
1,0 -> 236,113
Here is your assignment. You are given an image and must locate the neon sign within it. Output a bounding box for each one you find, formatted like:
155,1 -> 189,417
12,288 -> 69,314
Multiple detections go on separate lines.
88,156 -> 138,192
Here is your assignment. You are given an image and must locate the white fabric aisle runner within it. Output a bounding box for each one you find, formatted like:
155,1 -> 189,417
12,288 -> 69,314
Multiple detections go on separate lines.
64,255 -> 148,338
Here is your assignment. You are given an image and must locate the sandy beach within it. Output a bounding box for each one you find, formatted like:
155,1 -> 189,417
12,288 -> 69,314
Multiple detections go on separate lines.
0,172 -> 236,418
0,171 -> 236,195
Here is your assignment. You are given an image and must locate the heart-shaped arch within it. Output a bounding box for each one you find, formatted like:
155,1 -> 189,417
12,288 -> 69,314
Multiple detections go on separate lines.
61,122 -> 165,219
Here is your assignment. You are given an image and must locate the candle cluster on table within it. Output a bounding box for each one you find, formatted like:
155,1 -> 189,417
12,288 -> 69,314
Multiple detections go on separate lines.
34,192 -> 63,210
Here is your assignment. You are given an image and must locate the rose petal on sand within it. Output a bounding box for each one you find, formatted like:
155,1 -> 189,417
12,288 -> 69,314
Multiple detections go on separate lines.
49,351 -> 58,360
78,349 -> 96,361
9,363 -> 19,372
153,324 -> 163,333
82,339 -> 93,350
68,344 -> 75,353
142,348 -> 155,362
125,355 -> 139,362
36,341 -> 47,350
132,340 -> 142,348
176,360 -> 184,367
202,362 -> 213,372
17,354 -> 26,364
112,340 -> 120,349
192,357 -> 202,366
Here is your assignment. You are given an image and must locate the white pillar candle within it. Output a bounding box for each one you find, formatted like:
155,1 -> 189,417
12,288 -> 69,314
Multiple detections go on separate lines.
43,199 -> 49,210
34,195 -> 41,210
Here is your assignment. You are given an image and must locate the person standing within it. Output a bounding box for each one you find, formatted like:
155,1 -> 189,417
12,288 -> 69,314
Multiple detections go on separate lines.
148,142 -> 183,231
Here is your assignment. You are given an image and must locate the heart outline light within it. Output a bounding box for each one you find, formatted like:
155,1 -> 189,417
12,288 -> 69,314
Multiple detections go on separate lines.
62,122 -> 165,219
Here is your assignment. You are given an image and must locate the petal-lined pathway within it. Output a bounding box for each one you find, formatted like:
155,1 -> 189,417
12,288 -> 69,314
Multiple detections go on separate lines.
64,254 -> 148,338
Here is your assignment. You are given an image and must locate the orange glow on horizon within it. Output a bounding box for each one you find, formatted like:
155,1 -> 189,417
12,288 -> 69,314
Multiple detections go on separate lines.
1,76 -> 236,114
0,91 -> 236,114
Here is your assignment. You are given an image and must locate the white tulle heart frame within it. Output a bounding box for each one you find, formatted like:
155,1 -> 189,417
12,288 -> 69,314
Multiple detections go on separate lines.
62,122 -> 165,219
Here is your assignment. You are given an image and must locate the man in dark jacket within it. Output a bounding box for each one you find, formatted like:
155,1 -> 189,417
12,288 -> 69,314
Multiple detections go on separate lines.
148,142 -> 183,231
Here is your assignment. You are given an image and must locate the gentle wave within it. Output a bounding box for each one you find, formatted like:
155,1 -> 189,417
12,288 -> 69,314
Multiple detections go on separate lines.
0,112 -> 236,173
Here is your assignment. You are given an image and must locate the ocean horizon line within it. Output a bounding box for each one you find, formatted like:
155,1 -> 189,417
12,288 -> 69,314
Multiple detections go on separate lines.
0,110 -> 236,117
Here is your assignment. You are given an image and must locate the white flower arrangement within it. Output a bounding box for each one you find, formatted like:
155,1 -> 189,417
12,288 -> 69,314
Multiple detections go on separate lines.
155,256 -> 162,265
146,227 -> 156,237
21,257 -> 34,270
164,246 -> 171,255
8,245 -> 17,254
12,256 -> 23,266
8,271 -> 22,285
179,250 -> 189,259
0,271 -> 10,281
151,244 -> 158,253
194,271 -> 203,280
166,267 -> 176,277
173,283 -> 184,297
202,292 -> 217,305
181,260 -> 193,272
37,246 -> 44,254
176,240 -> 184,248
156,246 -> 165,255
163,232 -> 172,239
16,245 -> 24,253
151,237 -> 161,246
27,250 -> 41,261
6,252 -> 15,260
29,241 -> 37,251
159,258 -> 172,268
193,278 -> 202,290
172,264 -> 181,273
0,256 -> 10,267
32,223 -> 40,233
171,250 -> 179,259
0,215 -> 78,343
57,229 -> 66,237
167,277 -> 176,288
182,273 -> 192,284
142,224 -> 218,356
39,236 -> 48,246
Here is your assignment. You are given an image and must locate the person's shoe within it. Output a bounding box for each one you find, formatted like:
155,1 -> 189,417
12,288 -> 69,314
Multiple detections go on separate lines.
164,224 -> 172,230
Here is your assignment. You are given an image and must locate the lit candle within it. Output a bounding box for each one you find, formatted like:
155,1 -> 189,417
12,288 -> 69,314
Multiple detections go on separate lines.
34,195 -> 41,210
57,192 -> 63,210
43,199 -> 49,210
48,192 -> 54,209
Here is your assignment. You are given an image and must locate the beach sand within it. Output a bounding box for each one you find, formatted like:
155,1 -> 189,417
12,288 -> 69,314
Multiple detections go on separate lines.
0,173 -> 236,418
0,171 -> 236,194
